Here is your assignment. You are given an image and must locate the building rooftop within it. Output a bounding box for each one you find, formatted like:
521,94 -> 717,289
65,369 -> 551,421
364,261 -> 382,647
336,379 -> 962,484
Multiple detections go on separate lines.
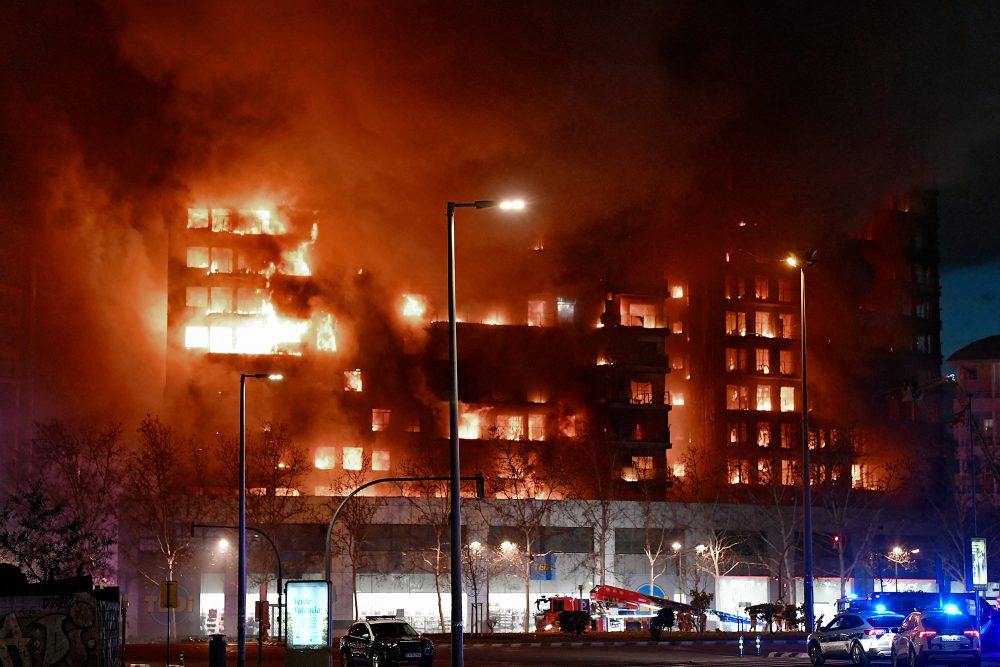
947,334 -> 1000,363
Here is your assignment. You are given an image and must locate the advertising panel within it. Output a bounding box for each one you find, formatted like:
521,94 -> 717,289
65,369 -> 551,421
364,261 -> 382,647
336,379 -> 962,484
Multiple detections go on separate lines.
285,580 -> 329,650
970,537 -> 988,590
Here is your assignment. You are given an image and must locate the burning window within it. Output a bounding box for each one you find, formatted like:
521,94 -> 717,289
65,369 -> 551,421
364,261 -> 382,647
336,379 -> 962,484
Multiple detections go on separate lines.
778,279 -> 793,302
725,311 -> 747,336
528,414 -> 545,441
757,423 -> 771,447
778,313 -> 794,339
560,414 -> 577,438
630,380 -> 653,404
187,286 -> 208,308
754,276 -> 769,300
631,456 -> 654,477
211,209 -> 233,232
497,414 -> 525,440
779,350 -> 794,374
372,409 -> 390,432
757,459 -> 772,484
726,348 -> 746,371
781,424 -> 794,448
209,287 -> 233,313
727,385 -> 749,410
671,285 -> 685,299
808,429 -> 818,450
314,447 -> 337,470
727,459 -> 749,484
754,312 -> 774,338
406,417 -> 421,433
209,326 -> 234,353
756,385 -> 772,411
780,386 -> 795,412
672,462 -> 685,477
210,248 -> 233,274
671,321 -> 683,334
627,303 -> 656,328
852,463 -> 867,489
669,392 -> 684,406
724,276 -> 746,300
459,412 -> 480,439
671,356 -> 685,370
729,423 -> 747,446
343,447 -> 363,471
185,326 -> 209,349
372,450 -> 390,471
556,298 -> 575,324
632,422 -> 646,441
236,288 -> 264,314
755,349 -> 769,374
527,300 -> 547,327
344,370 -> 363,392
187,247 -> 210,269
188,208 -> 210,229
401,294 -> 427,319
275,488 -> 300,497
781,460 -> 796,485
621,466 -> 638,482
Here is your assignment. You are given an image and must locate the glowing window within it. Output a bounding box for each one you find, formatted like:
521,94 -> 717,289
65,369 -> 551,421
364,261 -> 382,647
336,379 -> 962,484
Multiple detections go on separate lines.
275,488 -> 299,497
778,313 -> 794,339
211,209 -> 233,232
210,248 -> 233,273
187,209 -> 209,229
779,350 -> 794,374
372,450 -> 390,471
781,460 -> 796,485
621,467 -> 638,482
671,356 -> 685,370
527,300 -> 546,327
561,414 -> 577,438
755,312 -> 774,338
729,423 -> 746,446
728,459 -> 749,484
209,326 -> 233,353
725,311 -> 747,336
314,486 -> 336,496
757,423 -> 771,447
185,326 -> 209,349
757,459 -> 771,484
528,414 -> 545,441
672,321 -> 684,334
671,285 -> 685,299
372,409 -> 390,432
237,288 -> 264,314
754,276 -> 769,300
344,370 -> 363,392
187,286 -> 208,308
780,386 -> 795,412
755,349 -> 770,374
781,424 -> 794,449
630,380 -> 653,405
628,303 -> 656,328
314,447 -> 337,470
343,447 -> 363,471
672,463 -> 685,477
756,385 -> 772,411
459,413 -> 481,439
497,414 -> 525,440
725,348 -> 745,372
632,456 -> 654,476
187,247 -> 210,269
556,298 -> 575,324
209,287 -> 233,313
727,385 -> 749,410
670,392 -> 684,406
406,417 -> 421,433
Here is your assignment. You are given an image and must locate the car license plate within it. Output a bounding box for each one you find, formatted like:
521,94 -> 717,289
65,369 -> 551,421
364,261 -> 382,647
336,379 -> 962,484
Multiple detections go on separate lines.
405,653 -> 421,658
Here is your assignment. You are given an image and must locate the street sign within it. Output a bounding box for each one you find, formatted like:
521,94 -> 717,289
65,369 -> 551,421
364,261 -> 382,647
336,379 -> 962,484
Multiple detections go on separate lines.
160,580 -> 178,609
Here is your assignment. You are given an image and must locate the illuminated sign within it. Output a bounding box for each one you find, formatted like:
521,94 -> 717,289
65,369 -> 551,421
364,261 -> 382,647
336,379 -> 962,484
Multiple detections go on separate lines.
530,554 -> 556,581
970,538 -> 988,590
285,580 -> 329,650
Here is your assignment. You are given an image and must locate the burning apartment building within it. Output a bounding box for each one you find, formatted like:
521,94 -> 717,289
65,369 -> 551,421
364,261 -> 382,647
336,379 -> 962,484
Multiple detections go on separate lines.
121,192 -> 949,638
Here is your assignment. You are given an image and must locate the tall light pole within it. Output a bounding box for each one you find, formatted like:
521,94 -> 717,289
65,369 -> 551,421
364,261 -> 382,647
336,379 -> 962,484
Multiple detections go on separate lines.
238,372 -> 282,667
447,199 -> 524,667
785,249 -> 816,632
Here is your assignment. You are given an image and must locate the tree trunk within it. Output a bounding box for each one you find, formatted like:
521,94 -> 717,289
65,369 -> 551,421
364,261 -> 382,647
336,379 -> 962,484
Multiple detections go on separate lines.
435,551 -> 446,633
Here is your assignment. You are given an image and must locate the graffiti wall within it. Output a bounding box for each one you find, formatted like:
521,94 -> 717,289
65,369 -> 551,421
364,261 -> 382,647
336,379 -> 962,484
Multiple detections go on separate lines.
0,591 -> 120,667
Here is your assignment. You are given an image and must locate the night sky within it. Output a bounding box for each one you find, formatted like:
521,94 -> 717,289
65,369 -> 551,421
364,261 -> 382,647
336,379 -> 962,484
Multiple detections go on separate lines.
2,1 -> 999,419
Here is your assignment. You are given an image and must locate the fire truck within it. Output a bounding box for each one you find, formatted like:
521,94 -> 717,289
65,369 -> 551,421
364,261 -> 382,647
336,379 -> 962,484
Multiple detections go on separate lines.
534,585 -> 700,633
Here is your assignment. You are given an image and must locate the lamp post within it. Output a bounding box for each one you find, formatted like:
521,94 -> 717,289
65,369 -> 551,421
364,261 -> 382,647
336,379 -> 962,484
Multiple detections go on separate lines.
446,199 -> 524,667
238,372 -> 282,667
785,250 -> 816,632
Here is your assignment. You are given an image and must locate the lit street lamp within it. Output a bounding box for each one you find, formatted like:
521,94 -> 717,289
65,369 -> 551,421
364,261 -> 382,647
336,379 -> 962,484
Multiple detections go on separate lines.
785,249 -> 816,632
887,546 -> 920,592
446,199 -> 524,667
238,372 -> 282,667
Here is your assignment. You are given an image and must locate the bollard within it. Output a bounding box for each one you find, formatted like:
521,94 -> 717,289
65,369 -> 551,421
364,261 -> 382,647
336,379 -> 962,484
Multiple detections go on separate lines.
738,635 -> 744,657
209,634 -> 227,667
755,635 -> 761,656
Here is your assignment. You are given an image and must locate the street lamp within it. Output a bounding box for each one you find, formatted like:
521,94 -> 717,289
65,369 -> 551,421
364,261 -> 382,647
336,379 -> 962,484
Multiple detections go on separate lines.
238,372 -> 282,667
785,249 -> 816,632
447,199 -> 524,667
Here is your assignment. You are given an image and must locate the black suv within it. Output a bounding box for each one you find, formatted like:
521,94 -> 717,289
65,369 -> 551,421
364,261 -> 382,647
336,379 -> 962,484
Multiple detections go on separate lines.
340,616 -> 435,667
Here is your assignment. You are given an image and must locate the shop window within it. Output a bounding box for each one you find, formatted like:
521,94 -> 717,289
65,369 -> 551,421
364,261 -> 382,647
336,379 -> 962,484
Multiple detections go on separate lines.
187,247 -> 210,269
780,386 -> 795,412
372,450 -> 390,471
372,409 -> 390,432
314,447 -> 337,470
343,447 -> 363,471
528,414 -> 545,441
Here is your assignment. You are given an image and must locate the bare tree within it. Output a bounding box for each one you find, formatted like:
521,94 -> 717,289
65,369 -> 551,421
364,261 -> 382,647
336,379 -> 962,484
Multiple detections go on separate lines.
746,455 -> 800,605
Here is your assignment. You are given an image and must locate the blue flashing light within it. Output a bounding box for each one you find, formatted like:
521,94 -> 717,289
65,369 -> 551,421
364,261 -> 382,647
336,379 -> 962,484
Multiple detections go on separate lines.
848,594 -> 858,600
944,604 -> 960,615
874,604 -> 887,612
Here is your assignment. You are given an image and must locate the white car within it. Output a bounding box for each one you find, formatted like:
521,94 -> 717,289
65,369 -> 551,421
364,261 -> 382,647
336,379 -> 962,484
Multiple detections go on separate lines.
808,611 -> 905,665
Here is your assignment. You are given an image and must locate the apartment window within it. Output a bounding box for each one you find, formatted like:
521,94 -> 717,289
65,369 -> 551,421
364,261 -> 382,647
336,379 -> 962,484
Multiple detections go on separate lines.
561,414 -> 577,438
781,460 -> 796,485
372,450 -> 390,471
915,302 -> 931,319
757,459 -> 772,484
459,413 -> 482,439
630,380 -> 653,404
754,276 -> 769,300
672,462 -> 686,477
528,300 -> 546,327
756,385 -> 772,411
188,209 -> 209,229
314,447 -> 337,470
497,414 -> 525,440
210,247 -> 233,273
757,423 -> 771,447
628,303 -> 656,328
755,312 -> 775,338
211,209 -> 233,232
778,279 -> 793,303
778,313 -> 794,339
344,370 -> 363,392
728,459 -> 749,484
209,325 -> 233,353
755,349 -> 770,374
917,335 -> 932,353
984,418 -> 994,436
632,456 -> 654,477
671,285 -> 685,299
528,414 -> 546,441
372,409 -> 390,432
669,391 -> 684,406
209,287 -> 233,313
185,325 -> 209,349
780,386 -> 795,412
725,276 -> 746,299
779,350 -> 794,374
632,422 -> 646,441
187,247 -> 210,269
556,298 -> 575,324
725,311 -> 747,336
728,423 -> 747,446
187,286 -> 208,309
726,348 -> 746,372
671,356 -> 685,370
406,417 -> 421,433
781,423 -> 794,449
237,288 -> 264,314
672,321 -> 684,334
343,447 -> 363,471
727,385 -> 749,410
